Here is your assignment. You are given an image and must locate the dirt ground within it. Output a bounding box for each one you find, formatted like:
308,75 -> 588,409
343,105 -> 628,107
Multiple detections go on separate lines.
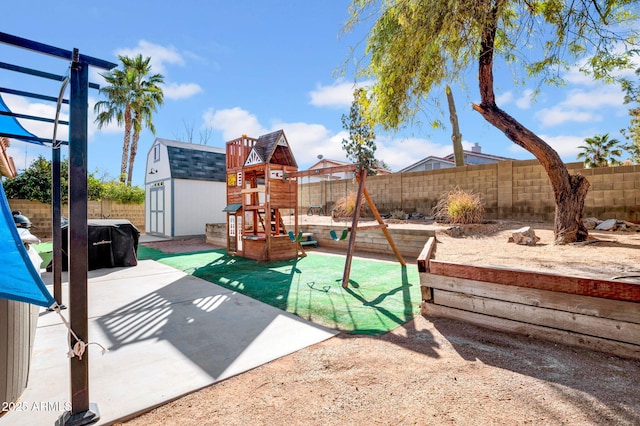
123,219 -> 640,426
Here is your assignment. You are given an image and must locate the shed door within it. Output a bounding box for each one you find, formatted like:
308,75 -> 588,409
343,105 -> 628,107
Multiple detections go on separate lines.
149,186 -> 165,235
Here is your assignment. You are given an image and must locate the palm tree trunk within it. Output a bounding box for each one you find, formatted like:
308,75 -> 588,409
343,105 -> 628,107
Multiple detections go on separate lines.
121,106 -> 132,183
127,128 -> 140,187
472,2 -> 590,244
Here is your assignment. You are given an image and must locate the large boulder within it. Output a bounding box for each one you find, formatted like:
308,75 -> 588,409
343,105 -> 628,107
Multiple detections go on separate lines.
508,226 -> 540,246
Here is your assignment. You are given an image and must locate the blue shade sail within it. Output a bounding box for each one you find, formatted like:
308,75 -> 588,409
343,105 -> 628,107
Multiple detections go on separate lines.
0,93 -> 44,145
0,184 -> 54,307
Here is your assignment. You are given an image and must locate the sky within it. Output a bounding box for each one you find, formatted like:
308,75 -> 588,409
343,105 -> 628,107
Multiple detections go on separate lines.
0,1 -> 636,187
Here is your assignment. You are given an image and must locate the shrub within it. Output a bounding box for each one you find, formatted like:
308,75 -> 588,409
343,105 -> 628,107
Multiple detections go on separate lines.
1,155 -> 144,204
390,209 -> 407,220
332,191 -> 369,218
433,187 -> 484,224
101,181 -> 145,204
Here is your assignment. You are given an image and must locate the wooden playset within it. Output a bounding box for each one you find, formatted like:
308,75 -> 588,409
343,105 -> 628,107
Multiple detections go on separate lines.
224,130 -> 301,262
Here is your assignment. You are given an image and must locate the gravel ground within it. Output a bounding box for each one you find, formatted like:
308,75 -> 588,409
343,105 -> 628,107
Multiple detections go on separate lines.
120,219 -> 640,426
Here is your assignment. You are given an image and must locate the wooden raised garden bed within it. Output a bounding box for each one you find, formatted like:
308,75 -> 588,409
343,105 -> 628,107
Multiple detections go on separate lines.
418,237 -> 640,360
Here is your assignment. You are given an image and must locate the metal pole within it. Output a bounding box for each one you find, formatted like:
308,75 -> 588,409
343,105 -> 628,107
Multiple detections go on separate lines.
52,144 -> 63,306
59,48 -> 100,426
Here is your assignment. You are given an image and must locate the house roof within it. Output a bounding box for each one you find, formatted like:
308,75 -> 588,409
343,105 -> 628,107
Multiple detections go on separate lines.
398,156 -> 454,173
244,130 -> 297,168
308,158 -> 392,175
443,150 -> 512,162
155,138 -> 226,182
400,143 -> 513,172
308,158 -> 351,170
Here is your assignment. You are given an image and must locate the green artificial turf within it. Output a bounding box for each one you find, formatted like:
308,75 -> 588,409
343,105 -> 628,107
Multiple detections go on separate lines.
138,246 -> 421,335
33,241 -> 52,269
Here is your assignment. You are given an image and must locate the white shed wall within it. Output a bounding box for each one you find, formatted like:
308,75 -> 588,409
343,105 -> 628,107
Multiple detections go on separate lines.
172,179 -> 226,237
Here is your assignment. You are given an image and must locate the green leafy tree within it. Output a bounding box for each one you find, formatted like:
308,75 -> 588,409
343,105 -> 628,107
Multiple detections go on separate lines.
1,155 -> 143,204
344,0 -> 639,244
94,54 -> 164,186
577,134 -> 623,168
341,88 -> 379,175
620,67 -> 640,163
373,159 -> 391,171
1,155 -> 102,203
623,141 -> 640,164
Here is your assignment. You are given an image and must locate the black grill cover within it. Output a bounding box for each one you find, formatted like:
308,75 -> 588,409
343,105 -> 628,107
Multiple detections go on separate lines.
47,219 -> 140,271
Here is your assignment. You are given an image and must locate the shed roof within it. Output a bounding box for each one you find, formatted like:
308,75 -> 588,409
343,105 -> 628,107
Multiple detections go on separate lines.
155,138 -> 226,182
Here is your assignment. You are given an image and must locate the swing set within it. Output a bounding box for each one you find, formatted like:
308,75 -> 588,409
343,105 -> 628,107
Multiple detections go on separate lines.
284,164 -> 405,288
328,173 -> 349,241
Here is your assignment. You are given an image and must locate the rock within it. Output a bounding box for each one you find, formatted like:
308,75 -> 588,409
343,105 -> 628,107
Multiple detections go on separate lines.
621,220 -> 640,232
595,218 -> 617,231
446,226 -> 464,238
508,226 -> 540,246
582,217 -> 600,230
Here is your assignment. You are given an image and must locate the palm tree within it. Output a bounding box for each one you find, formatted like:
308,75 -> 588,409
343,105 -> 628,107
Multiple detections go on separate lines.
576,134 -> 623,168
94,55 -> 164,185
123,55 -> 164,186
94,67 -> 130,183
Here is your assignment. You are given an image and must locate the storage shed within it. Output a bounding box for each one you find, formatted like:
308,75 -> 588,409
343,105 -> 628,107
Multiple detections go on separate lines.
145,138 -> 226,238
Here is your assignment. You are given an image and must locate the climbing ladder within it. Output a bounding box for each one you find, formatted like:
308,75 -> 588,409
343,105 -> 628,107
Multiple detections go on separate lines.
258,208 -> 286,235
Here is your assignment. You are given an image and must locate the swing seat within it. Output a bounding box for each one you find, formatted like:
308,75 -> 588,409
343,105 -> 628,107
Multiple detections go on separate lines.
288,231 -> 303,242
330,229 -> 349,241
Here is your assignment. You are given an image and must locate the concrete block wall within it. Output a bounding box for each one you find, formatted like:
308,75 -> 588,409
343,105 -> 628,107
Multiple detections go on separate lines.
205,223 -> 227,247
8,199 -> 145,238
298,224 -> 435,260
299,160 -> 640,223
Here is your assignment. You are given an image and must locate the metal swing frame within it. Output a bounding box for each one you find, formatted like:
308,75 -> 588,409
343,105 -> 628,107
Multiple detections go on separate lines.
0,31 -> 116,425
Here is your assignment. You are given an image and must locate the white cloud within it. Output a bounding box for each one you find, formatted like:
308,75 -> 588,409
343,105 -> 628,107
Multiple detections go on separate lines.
6,143 -> 50,172
203,107 -> 267,140
115,40 -> 184,75
162,82 -> 203,100
562,87 -> 624,109
201,105 -> 462,172
564,66 -> 598,86
10,94 -> 121,142
375,136 -> 453,171
309,80 -> 373,108
516,89 -> 534,109
495,91 -> 513,105
3,94 -> 68,141
506,133 -> 585,159
535,107 -> 597,127
535,84 -> 625,127
112,40 -> 201,101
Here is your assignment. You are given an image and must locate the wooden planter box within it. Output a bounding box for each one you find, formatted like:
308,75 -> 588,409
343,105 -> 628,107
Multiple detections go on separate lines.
418,237 -> 640,360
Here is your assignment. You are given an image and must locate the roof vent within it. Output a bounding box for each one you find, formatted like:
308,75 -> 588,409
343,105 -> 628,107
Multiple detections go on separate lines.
471,143 -> 481,153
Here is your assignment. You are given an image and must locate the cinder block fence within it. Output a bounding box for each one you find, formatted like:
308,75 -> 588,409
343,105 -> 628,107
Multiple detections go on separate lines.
298,160 -> 640,223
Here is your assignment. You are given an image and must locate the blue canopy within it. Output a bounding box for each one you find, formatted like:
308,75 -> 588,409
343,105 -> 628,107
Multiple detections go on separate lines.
0,184 -> 54,307
0,94 -> 43,145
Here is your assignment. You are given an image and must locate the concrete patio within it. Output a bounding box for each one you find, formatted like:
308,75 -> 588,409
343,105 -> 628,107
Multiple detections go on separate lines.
0,259 -> 337,425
